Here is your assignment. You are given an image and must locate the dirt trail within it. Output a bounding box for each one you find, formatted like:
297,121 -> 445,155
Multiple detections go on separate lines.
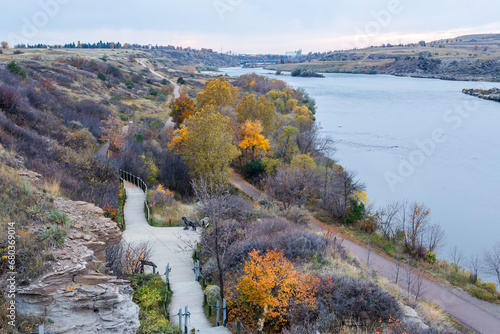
139,59 -> 179,131
230,172 -> 500,334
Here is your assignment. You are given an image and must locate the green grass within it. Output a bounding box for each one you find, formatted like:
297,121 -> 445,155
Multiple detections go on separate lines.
131,273 -> 181,334
39,224 -> 66,247
48,209 -> 73,227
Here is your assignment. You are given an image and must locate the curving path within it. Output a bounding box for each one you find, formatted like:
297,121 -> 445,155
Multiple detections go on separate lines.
230,172 -> 500,334
139,59 -> 179,130
122,181 -> 230,334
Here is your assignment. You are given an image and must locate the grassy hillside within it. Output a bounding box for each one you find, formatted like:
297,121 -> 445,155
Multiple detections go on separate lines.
0,48 -> 209,209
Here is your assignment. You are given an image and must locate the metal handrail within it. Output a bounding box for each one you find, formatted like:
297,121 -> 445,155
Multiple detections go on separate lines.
119,169 -> 151,223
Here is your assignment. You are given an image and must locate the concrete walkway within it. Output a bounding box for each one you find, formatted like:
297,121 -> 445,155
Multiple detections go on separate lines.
122,182 -> 230,334
230,173 -> 500,334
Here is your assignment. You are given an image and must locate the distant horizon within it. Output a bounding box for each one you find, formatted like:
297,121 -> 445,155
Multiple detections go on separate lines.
1,0 -> 499,54
4,31 -> 500,56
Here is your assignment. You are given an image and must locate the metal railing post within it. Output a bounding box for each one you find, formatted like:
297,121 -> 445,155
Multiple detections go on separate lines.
223,298 -> 227,327
216,299 -> 220,326
184,305 -> 189,334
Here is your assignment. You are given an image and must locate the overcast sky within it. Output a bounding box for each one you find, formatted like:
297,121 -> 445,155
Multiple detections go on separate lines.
1,0 -> 499,54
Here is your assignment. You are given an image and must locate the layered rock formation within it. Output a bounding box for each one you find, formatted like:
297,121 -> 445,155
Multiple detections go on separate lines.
11,172 -> 140,333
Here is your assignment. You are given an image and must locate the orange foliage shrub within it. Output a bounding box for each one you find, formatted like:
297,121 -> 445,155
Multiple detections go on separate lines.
227,249 -> 318,332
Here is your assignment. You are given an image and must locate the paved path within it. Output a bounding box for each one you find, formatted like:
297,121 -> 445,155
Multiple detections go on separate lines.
230,173 -> 500,334
122,181 -> 230,334
139,59 -> 179,131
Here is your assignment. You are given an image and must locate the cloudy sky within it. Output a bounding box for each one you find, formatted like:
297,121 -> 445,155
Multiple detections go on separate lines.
1,0 -> 499,54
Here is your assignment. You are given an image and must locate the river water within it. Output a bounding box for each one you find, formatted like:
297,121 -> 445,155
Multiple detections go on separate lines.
218,67 -> 499,271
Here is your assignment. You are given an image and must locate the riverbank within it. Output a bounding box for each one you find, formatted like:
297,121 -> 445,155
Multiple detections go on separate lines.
266,59 -> 500,83
462,88 -> 500,102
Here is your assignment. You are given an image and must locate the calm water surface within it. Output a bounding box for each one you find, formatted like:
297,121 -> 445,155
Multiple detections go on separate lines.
220,67 -> 500,272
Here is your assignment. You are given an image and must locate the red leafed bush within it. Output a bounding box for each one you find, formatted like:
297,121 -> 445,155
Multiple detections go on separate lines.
0,86 -> 22,111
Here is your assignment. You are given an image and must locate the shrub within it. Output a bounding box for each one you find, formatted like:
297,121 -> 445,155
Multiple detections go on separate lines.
198,194 -> 255,222
149,184 -> 175,208
485,282 -> 498,295
131,273 -> 181,334
158,93 -> 167,102
97,72 -> 106,81
148,85 -> 158,96
0,86 -> 22,111
6,61 -> 27,78
105,241 -> 153,279
344,199 -> 365,225
125,78 -> 134,89
39,224 -> 66,247
243,160 -> 265,180
288,274 -> 401,331
48,209 -> 72,227
204,285 -> 221,306
221,218 -> 331,271
282,206 -> 311,225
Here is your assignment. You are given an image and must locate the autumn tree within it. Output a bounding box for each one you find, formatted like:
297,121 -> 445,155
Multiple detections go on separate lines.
235,94 -> 258,123
169,105 -> 239,185
168,93 -> 196,127
275,125 -> 298,162
238,120 -> 270,159
196,76 -> 240,111
227,249 -> 318,332
266,87 -> 295,113
235,94 -> 277,136
321,167 -> 364,221
1,41 -> 8,49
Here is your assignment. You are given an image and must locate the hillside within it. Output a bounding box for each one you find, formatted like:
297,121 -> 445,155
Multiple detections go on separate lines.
268,33 -> 500,81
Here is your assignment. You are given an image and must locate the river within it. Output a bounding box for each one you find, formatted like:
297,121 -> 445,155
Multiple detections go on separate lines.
218,67 -> 499,275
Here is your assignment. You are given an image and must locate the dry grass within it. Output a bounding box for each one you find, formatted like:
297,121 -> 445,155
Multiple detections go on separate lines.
43,177 -> 61,197
151,202 -> 197,227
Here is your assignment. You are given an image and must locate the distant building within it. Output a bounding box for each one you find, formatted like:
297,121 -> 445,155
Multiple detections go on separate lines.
285,49 -> 302,58
148,44 -> 153,50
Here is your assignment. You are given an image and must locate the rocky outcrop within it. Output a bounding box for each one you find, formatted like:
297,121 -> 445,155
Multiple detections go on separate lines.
10,172 -> 140,334
17,273 -> 139,334
402,305 -> 429,331
462,88 -> 500,102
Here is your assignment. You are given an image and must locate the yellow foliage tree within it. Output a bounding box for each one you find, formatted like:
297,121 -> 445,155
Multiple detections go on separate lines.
235,94 -> 277,136
235,94 -> 258,123
293,105 -> 314,119
239,121 -> 270,158
290,154 -> 316,170
228,249 -> 318,332
352,189 -> 370,206
256,96 -> 278,136
196,77 -> 240,111
1,41 -> 8,49
169,105 -> 239,184
169,93 -> 196,126
286,99 -> 299,112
